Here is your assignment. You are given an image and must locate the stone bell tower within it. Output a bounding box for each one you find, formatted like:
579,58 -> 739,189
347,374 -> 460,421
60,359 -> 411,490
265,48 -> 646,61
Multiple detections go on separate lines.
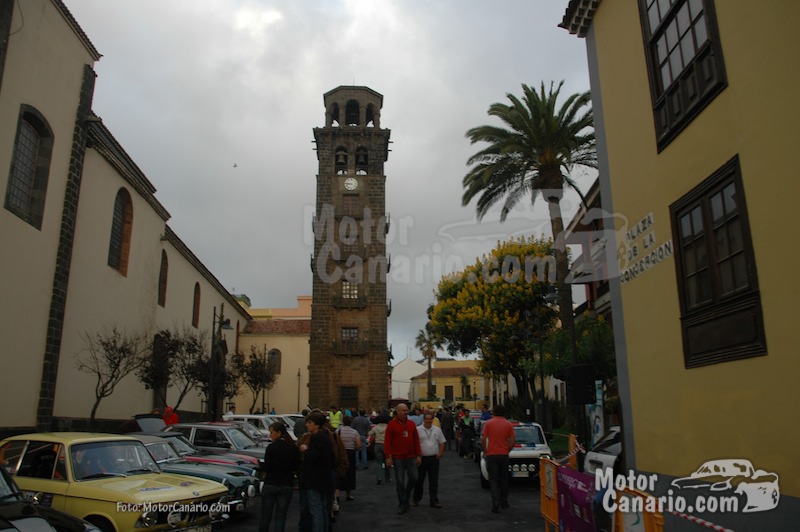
309,86 -> 391,411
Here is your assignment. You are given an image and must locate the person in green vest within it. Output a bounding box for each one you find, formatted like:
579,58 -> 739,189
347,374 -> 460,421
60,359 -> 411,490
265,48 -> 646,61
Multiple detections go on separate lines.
329,405 -> 342,429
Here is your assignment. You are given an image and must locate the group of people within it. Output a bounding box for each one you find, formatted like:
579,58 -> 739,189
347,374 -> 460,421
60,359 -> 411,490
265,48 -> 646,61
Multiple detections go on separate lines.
258,402 -> 516,531
259,405 -> 376,532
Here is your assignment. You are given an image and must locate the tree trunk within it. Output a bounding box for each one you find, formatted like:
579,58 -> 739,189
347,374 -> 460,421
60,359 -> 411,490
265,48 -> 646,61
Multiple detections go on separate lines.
546,194 -> 576,361
426,355 -> 433,398
90,398 -> 102,429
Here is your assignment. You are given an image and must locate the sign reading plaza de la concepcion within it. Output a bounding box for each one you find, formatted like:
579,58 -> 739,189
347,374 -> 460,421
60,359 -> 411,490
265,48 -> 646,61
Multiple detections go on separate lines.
619,212 -> 673,284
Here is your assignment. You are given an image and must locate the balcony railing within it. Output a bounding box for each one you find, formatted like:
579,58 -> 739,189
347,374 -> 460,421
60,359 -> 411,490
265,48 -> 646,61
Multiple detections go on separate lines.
333,294 -> 367,308
332,339 -> 367,356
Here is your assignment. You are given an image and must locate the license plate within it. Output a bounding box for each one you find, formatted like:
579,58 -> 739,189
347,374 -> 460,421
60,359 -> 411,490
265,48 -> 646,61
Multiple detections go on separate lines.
512,471 -> 529,478
181,526 -> 212,532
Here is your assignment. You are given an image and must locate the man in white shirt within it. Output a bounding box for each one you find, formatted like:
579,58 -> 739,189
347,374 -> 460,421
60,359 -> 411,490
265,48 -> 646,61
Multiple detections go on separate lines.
413,411 -> 447,508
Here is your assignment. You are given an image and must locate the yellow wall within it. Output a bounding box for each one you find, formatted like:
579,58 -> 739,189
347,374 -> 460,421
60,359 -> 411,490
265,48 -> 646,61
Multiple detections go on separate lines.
592,0 -> 800,496
234,333 -> 309,415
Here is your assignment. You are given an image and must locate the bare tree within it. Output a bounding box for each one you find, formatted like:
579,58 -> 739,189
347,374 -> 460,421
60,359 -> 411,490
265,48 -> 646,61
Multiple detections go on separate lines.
240,345 -> 278,413
137,328 -> 208,410
75,327 -> 149,426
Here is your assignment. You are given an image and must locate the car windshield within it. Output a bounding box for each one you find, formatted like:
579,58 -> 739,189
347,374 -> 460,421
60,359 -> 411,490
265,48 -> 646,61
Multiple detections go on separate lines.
591,429 -> 621,454
146,441 -> 181,463
0,468 -> 22,502
514,426 -> 545,445
237,422 -> 263,440
71,441 -> 159,480
165,435 -> 197,455
227,428 -> 257,449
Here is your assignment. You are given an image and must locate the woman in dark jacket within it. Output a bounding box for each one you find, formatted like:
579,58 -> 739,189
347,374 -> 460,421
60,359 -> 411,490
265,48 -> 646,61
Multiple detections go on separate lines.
299,411 -> 334,532
260,422 -> 300,532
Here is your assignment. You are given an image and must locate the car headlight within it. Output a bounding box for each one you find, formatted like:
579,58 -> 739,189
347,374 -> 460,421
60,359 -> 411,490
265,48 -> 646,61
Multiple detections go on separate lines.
210,499 -> 225,520
520,464 -> 528,472
247,484 -> 257,498
138,510 -> 158,528
512,464 -> 520,472
166,511 -> 183,528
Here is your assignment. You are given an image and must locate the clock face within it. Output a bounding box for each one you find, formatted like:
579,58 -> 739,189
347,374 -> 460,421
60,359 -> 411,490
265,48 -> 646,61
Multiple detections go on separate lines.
344,177 -> 358,191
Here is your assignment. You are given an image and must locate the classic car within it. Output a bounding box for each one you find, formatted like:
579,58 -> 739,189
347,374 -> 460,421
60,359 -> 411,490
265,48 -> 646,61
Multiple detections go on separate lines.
164,423 -> 266,462
584,426 -> 622,476
478,421 -> 552,489
0,462 -> 101,531
132,435 -> 259,514
0,433 -> 230,532
222,414 -> 300,442
223,420 -> 271,445
136,432 -> 260,474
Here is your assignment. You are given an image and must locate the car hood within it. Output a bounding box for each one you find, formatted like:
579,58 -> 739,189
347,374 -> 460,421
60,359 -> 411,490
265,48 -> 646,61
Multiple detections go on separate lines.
69,473 -> 226,503
159,461 -> 253,486
194,450 -> 259,465
0,500 -> 58,531
509,444 -> 552,458
225,448 -> 265,460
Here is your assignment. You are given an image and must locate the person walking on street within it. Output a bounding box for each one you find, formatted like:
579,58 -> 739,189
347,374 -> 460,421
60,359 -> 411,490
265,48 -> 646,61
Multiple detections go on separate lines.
294,409 -> 309,440
328,406 -> 342,429
335,416 -> 361,502
368,411 -> 392,484
162,406 -> 178,426
384,403 -> 421,514
298,412 -> 334,532
413,411 -> 446,509
459,407 -> 476,458
480,403 -> 515,513
441,407 -> 455,451
259,422 -> 300,532
351,410 -> 371,470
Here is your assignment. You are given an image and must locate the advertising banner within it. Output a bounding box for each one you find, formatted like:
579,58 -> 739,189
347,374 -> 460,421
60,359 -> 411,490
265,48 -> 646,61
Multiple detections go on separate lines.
557,466 -> 596,531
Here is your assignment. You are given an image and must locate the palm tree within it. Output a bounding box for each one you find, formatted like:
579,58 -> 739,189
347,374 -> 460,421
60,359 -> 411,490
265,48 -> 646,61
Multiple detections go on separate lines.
462,80 -> 596,343
415,328 -> 440,399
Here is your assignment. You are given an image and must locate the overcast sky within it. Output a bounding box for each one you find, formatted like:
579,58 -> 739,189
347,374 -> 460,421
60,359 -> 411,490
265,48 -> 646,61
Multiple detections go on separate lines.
65,0 -> 594,363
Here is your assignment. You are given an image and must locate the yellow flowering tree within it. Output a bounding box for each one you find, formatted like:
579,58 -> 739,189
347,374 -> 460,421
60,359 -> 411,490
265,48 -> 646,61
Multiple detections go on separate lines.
427,236 -> 559,408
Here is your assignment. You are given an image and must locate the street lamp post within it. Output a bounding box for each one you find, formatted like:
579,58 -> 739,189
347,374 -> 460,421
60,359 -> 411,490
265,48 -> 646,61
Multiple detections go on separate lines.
209,303 -> 233,421
296,369 -> 301,412
261,345 -> 267,414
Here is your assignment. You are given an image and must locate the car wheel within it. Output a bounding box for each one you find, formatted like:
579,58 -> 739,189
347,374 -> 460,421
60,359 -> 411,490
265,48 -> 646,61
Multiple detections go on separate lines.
86,516 -> 115,532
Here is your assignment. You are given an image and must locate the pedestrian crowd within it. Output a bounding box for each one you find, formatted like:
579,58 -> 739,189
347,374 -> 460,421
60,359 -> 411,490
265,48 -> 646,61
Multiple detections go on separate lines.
257,402 -> 509,531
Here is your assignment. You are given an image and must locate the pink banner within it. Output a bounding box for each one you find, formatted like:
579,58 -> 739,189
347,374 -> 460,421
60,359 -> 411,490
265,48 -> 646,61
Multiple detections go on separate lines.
557,467 -> 596,532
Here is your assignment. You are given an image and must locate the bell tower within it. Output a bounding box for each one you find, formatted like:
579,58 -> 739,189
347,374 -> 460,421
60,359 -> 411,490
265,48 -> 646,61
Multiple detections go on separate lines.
309,86 -> 391,411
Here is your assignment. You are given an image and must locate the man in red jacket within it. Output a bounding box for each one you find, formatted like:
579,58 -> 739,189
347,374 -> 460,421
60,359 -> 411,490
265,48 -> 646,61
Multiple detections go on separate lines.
384,403 -> 421,514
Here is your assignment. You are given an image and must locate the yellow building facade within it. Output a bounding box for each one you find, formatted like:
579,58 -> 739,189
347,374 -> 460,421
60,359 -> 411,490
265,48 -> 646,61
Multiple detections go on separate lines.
409,359 -> 491,409
233,297 -> 311,414
563,0 -> 799,525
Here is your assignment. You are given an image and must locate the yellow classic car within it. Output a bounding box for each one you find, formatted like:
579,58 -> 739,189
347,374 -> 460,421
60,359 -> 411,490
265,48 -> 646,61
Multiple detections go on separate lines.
0,433 -> 231,532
